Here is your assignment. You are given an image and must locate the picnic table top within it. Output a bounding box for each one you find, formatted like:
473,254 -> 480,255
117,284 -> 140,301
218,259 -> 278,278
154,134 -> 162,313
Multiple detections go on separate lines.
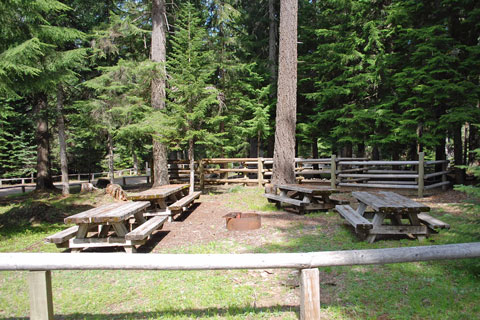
126,184 -> 189,201
352,191 -> 430,213
277,184 -> 338,195
64,201 -> 150,224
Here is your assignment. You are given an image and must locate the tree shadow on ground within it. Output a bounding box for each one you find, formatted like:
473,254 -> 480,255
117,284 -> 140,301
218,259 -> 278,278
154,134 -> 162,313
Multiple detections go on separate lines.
0,305 -> 299,320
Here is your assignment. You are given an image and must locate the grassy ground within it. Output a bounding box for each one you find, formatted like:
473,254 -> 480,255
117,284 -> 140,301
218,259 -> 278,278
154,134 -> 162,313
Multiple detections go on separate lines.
0,187 -> 479,319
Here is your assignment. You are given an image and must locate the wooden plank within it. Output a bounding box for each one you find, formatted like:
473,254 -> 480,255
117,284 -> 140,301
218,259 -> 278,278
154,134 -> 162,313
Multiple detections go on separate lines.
352,192 -> 399,212
424,181 -> 450,190
425,160 -> 449,165
339,161 -> 418,165
418,152 -> 425,198
65,201 -> 150,224
3,243 -> 480,270
44,226 -> 79,244
69,237 -> 144,248
369,225 -> 427,235
339,183 -> 418,189
418,213 -> 450,229
300,268 -> 321,320
367,170 -> 416,174
378,192 -> 430,212
125,216 -> 168,241
263,194 -> 308,207
339,173 -> 418,179
277,184 -> 336,195
367,181 -> 416,185
424,171 -> 450,179
335,205 -> 373,231
126,184 -> 189,200
168,191 -> 201,211
28,271 -> 54,320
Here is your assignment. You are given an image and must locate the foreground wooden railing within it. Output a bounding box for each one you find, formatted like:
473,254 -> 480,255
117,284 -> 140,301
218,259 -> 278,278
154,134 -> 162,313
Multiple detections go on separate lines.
2,243 -> 480,320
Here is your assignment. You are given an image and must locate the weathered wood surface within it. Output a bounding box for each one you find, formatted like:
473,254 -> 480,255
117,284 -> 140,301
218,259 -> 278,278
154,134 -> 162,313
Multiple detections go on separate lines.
368,225 -> 427,235
125,216 -> 167,241
29,271 -> 54,320
44,226 -> 79,244
64,201 -> 150,224
335,205 -> 373,231
339,183 -> 418,189
338,173 -> 419,179
424,181 -> 450,190
3,242 -> 480,270
168,191 -> 201,211
367,180 -> 417,185
300,268 -> 321,320
263,194 -> 308,207
126,184 -> 189,200
352,191 -> 430,213
339,161 -> 419,165
277,184 -> 337,195
418,213 -> 450,229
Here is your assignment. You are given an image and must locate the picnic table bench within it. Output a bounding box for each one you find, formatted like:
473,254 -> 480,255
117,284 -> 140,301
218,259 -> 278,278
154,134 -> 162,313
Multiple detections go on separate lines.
126,184 -> 200,221
264,184 -> 345,214
45,201 -> 164,253
335,191 -> 449,243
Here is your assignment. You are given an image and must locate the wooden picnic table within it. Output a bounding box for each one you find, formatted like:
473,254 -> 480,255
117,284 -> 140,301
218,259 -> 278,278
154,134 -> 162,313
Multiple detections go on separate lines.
126,184 -> 189,209
46,201 -> 168,253
264,184 -> 345,214
336,191 -> 449,243
126,183 -> 201,221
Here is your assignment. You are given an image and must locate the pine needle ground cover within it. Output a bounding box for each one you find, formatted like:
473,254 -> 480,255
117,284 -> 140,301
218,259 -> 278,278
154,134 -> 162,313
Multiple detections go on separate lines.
1,187 -> 479,319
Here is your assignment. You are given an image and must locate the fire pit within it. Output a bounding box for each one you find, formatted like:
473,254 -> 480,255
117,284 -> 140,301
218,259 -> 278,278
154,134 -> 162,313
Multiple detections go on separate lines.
223,212 -> 261,231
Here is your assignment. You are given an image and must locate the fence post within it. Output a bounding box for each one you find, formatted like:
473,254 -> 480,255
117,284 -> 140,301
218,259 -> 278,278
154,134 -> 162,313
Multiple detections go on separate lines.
22,186 -> 26,193
146,175 -> 150,184
300,268 -> 321,320
122,177 -> 126,186
257,158 -> 264,187
21,178 -> 25,185
442,161 -> 448,191
330,155 -> 337,189
418,152 -> 425,198
199,159 -> 205,190
28,270 -> 54,320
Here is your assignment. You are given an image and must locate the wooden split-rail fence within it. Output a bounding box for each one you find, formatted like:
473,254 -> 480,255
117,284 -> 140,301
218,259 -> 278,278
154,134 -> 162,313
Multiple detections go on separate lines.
1,152 -> 450,197
1,242 -> 480,319
168,152 -> 450,197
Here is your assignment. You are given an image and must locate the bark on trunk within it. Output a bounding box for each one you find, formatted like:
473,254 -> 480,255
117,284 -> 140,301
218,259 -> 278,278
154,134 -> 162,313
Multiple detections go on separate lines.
357,142 -> 365,158
312,140 -> 319,170
35,93 -> 55,191
372,146 -> 380,160
107,132 -> 114,181
268,0 -> 278,85
272,0 -> 297,186
56,85 -> 69,196
453,125 -> 465,184
188,139 -> 195,194
151,0 -> 169,187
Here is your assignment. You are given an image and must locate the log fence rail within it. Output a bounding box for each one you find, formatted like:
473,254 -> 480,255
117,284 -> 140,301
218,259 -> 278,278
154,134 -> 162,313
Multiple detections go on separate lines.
2,242 -> 480,320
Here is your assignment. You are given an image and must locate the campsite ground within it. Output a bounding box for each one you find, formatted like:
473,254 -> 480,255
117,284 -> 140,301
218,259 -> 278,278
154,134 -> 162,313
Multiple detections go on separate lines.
0,185 -> 479,319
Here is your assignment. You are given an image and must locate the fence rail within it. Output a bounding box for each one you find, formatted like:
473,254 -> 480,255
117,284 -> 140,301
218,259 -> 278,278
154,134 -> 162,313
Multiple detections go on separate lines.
1,242 -> 480,320
166,153 -> 450,197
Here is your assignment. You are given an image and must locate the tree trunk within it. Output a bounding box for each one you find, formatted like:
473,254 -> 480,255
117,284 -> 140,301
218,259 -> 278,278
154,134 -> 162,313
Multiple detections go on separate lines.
372,146 -> 380,160
188,139 -> 195,194
35,93 -> 55,191
453,124 -> 465,184
151,0 -> 169,187
312,140 -> 319,170
272,0 -> 297,186
435,137 -> 446,173
56,84 -> 69,196
268,0 -> 278,86
107,132 -> 114,181
357,142 -> 365,158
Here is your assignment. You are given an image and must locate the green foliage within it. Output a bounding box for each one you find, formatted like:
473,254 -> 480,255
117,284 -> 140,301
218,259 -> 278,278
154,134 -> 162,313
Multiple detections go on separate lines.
455,148 -> 480,212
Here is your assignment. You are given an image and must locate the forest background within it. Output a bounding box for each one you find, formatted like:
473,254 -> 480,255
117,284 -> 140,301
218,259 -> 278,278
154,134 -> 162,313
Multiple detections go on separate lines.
0,0 -> 479,186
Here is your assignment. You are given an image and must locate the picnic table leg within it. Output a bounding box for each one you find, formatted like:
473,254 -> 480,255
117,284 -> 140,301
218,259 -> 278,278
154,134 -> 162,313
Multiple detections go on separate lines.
366,213 -> 385,243
71,224 -> 89,253
407,212 -> 427,241
98,225 -> 111,237
356,203 -> 367,216
134,210 -> 147,225
112,222 -> 136,253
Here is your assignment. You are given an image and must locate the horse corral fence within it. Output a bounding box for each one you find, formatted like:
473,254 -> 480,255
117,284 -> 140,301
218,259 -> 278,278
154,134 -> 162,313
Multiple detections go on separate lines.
168,152 -> 449,197
1,242 -> 480,319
